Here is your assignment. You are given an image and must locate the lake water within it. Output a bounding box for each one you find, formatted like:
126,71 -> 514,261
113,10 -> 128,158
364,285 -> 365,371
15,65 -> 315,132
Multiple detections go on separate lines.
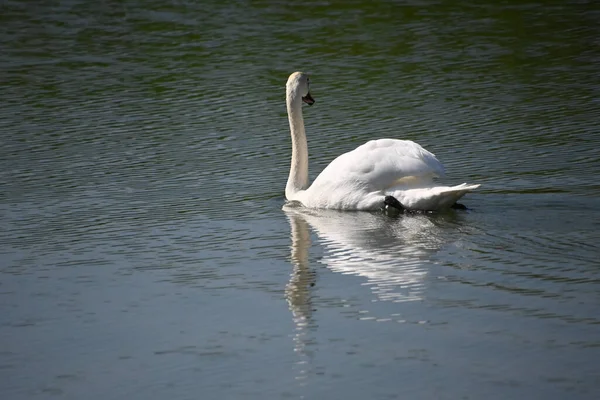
1,0 -> 600,399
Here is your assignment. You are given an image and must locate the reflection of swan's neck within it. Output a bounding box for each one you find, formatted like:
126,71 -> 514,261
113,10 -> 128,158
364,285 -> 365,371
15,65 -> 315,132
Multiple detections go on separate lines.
286,212 -> 315,384
287,213 -> 313,317
286,90 -> 309,199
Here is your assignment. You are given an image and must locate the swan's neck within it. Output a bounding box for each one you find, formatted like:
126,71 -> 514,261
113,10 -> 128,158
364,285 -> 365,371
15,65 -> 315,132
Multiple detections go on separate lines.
285,91 -> 309,199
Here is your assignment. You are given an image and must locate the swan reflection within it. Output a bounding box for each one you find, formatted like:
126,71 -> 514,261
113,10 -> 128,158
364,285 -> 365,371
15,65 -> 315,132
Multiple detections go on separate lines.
284,206 -> 458,383
285,206 -> 450,306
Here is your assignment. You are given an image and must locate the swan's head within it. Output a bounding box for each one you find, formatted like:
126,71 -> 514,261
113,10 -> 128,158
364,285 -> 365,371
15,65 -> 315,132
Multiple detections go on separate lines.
286,71 -> 315,105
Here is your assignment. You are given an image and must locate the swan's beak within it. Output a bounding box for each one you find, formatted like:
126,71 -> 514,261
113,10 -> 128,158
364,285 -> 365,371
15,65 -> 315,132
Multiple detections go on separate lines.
302,92 -> 315,106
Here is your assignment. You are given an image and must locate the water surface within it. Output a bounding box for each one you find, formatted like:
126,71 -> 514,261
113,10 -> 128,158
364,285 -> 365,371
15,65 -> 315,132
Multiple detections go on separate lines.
1,0 -> 600,399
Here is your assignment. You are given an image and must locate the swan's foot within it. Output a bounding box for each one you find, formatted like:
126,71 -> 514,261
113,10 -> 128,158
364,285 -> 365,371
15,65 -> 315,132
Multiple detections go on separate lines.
383,196 -> 405,213
451,202 -> 468,210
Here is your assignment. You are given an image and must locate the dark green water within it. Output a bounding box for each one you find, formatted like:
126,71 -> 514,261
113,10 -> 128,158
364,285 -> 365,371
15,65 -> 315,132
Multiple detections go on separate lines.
1,1 -> 599,399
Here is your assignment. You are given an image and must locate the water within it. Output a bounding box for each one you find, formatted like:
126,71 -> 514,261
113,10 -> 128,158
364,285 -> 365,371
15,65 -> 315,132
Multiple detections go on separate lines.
1,0 -> 599,398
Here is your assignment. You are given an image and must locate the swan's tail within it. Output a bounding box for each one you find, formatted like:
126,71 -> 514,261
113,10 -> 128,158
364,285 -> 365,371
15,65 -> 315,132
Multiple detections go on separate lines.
389,183 -> 481,211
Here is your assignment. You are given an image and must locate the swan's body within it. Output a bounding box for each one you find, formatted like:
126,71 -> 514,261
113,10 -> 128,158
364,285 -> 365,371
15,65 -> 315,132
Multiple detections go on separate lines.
284,71 -> 480,211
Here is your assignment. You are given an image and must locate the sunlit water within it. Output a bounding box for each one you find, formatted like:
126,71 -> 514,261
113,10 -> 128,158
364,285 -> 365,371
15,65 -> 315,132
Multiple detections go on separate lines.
1,1 -> 599,399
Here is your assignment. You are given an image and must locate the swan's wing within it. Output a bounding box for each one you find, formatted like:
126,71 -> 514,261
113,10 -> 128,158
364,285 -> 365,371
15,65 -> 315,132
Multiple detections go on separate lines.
391,183 -> 481,210
311,139 -> 445,191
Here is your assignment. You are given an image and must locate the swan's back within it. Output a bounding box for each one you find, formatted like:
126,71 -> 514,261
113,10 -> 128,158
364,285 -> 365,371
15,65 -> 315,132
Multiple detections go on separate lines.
311,139 -> 445,191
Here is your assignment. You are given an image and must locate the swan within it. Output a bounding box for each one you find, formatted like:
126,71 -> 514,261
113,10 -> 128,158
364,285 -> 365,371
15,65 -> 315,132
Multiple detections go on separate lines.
284,71 -> 480,211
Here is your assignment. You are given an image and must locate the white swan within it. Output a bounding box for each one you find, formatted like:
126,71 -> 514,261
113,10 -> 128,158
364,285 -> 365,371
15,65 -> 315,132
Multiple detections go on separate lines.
284,71 -> 480,211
